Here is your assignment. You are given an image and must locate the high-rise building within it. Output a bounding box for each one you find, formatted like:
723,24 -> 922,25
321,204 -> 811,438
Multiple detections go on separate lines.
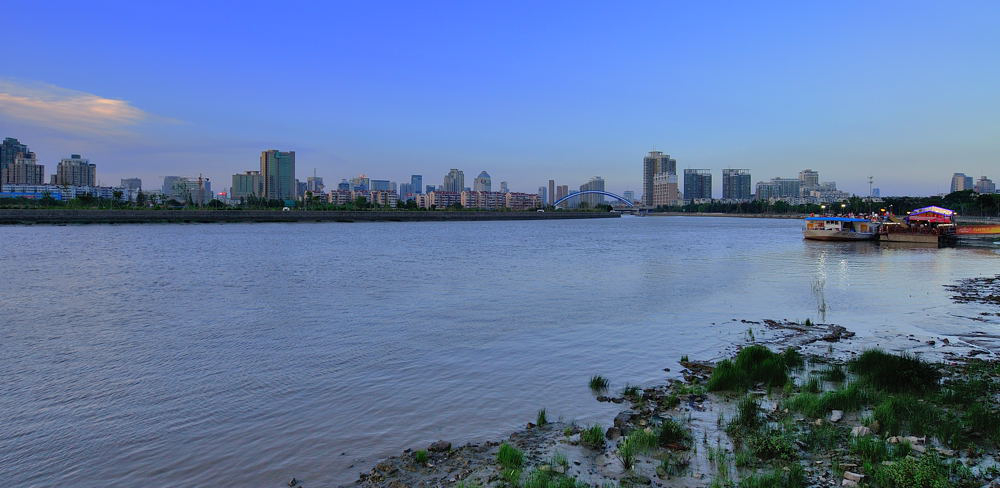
441,169 -> 465,193
120,178 -> 142,190
53,154 -> 96,187
398,182 -> 414,197
425,185 -> 435,193
623,190 -> 635,203
371,179 -> 391,191
798,169 -> 820,188
683,169 -> 712,201
410,175 -> 423,194
1,153 -> 44,185
260,149 -> 296,201
0,137 -> 30,173
555,185 -> 569,207
975,176 -> 996,194
580,176 -> 605,207
548,179 -> 555,205
231,171 -> 263,200
500,181 -> 509,193
164,176 -> 211,204
652,173 -> 679,207
473,171 -> 491,192
722,169 -> 752,200
306,175 -> 325,193
951,173 -> 973,193
755,178 -> 801,200
537,186 -> 547,204
642,151 -> 676,206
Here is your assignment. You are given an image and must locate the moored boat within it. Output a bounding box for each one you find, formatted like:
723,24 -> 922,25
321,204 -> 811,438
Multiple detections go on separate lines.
803,216 -> 881,241
878,206 -> 957,246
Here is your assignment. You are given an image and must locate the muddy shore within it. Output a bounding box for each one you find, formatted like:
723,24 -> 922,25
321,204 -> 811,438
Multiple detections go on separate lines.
329,278 -> 1000,488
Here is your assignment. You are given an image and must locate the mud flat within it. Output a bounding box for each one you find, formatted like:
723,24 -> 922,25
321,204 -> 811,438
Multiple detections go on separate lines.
337,317 -> 1000,488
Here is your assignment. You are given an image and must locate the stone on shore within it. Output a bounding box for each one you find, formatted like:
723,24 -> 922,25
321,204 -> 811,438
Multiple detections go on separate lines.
829,410 -> 843,422
428,440 -> 451,452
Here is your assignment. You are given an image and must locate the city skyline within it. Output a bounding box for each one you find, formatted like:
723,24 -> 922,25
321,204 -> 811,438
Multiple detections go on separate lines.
2,2 -> 999,196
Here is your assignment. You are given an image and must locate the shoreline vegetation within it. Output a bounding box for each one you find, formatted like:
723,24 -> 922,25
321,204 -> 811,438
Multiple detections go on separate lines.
346,296 -> 1000,487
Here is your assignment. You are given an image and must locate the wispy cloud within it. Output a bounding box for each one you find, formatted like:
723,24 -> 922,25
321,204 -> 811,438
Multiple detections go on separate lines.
0,79 -> 151,135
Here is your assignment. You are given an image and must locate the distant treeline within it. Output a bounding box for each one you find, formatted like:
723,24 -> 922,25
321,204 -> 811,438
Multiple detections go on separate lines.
655,190 -> 1000,218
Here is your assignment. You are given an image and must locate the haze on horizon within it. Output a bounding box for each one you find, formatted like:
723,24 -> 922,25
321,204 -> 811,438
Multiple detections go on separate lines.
1,1 -> 998,197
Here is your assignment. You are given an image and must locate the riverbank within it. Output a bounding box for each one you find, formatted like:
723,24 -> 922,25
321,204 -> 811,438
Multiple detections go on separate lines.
346,319 -> 1000,488
0,209 -> 619,225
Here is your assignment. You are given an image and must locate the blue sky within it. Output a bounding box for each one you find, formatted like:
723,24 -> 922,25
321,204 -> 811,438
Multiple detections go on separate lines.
1,0 -> 998,196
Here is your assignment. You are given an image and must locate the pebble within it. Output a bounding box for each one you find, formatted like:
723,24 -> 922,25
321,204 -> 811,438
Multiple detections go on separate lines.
850,426 -> 870,437
830,410 -> 843,422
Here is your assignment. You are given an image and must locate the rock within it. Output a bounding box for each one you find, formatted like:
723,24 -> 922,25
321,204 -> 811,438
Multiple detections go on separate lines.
830,410 -> 843,422
887,436 -> 900,444
596,395 -> 611,402
288,478 -> 299,487
904,436 -> 925,444
553,464 -> 566,474
842,479 -> 859,487
428,440 -> 451,452
843,471 -> 865,482
388,481 -> 407,488
813,418 -> 825,426
869,420 -> 880,433
937,448 -> 956,456
851,426 -> 870,437
606,427 -> 621,439
911,444 -> 927,453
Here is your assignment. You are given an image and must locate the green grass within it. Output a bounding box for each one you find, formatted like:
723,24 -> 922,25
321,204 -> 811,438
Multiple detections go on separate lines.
870,453 -> 979,488
819,364 -> 846,382
726,394 -> 763,436
497,443 -> 524,471
622,383 -> 641,400
680,355 -> 689,362
785,382 -> 875,418
850,435 -> 890,464
660,392 -> 680,410
414,449 -> 428,464
581,424 -> 604,449
455,481 -> 483,488
522,468 -> 589,488
657,417 -> 692,448
536,408 -> 548,426
589,375 -> 609,391
800,423 -> 844,451
737,464 -> 806,488
551,452 -> 568,468
802,377 -> 821,394
848,349 -> 941,393
615,429 -> 657,471
707,345 -> 794,391
745,429 -> 797,461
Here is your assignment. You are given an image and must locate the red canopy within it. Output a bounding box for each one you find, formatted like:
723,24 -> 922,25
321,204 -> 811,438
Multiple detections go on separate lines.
907,206 -> 954,223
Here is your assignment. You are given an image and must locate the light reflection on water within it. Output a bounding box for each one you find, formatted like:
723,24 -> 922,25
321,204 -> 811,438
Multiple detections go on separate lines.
0,216 -> 996,487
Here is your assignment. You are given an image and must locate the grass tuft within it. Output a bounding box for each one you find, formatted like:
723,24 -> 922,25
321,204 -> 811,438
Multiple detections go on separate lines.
536,408 -> 548,426
738,464 -> 806,488
581,424 -> 604,449
849,349 -> 941,393
589,375 -> 609,391
414,449 -> 428,464
497,443 -> 524,471
819,364 -> 846,382
707,345 -> 793,391
657,417 -> 691,448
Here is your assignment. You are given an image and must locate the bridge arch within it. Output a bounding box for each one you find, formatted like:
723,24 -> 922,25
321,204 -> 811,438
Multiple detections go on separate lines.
552,190 -> 634,207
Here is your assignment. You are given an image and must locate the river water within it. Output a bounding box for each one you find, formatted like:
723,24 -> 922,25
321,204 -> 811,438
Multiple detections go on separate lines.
1,216 -> 997,487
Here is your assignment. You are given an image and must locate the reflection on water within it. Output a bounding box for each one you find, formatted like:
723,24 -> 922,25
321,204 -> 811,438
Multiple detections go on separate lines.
0,217 -> 996,487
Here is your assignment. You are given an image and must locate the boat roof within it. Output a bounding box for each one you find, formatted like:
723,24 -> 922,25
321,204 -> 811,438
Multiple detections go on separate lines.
804,217 -> 872,222
908,206 -> 955,216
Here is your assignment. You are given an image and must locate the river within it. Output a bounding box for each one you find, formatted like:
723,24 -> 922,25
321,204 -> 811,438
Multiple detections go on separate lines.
1,216 -> 997,487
